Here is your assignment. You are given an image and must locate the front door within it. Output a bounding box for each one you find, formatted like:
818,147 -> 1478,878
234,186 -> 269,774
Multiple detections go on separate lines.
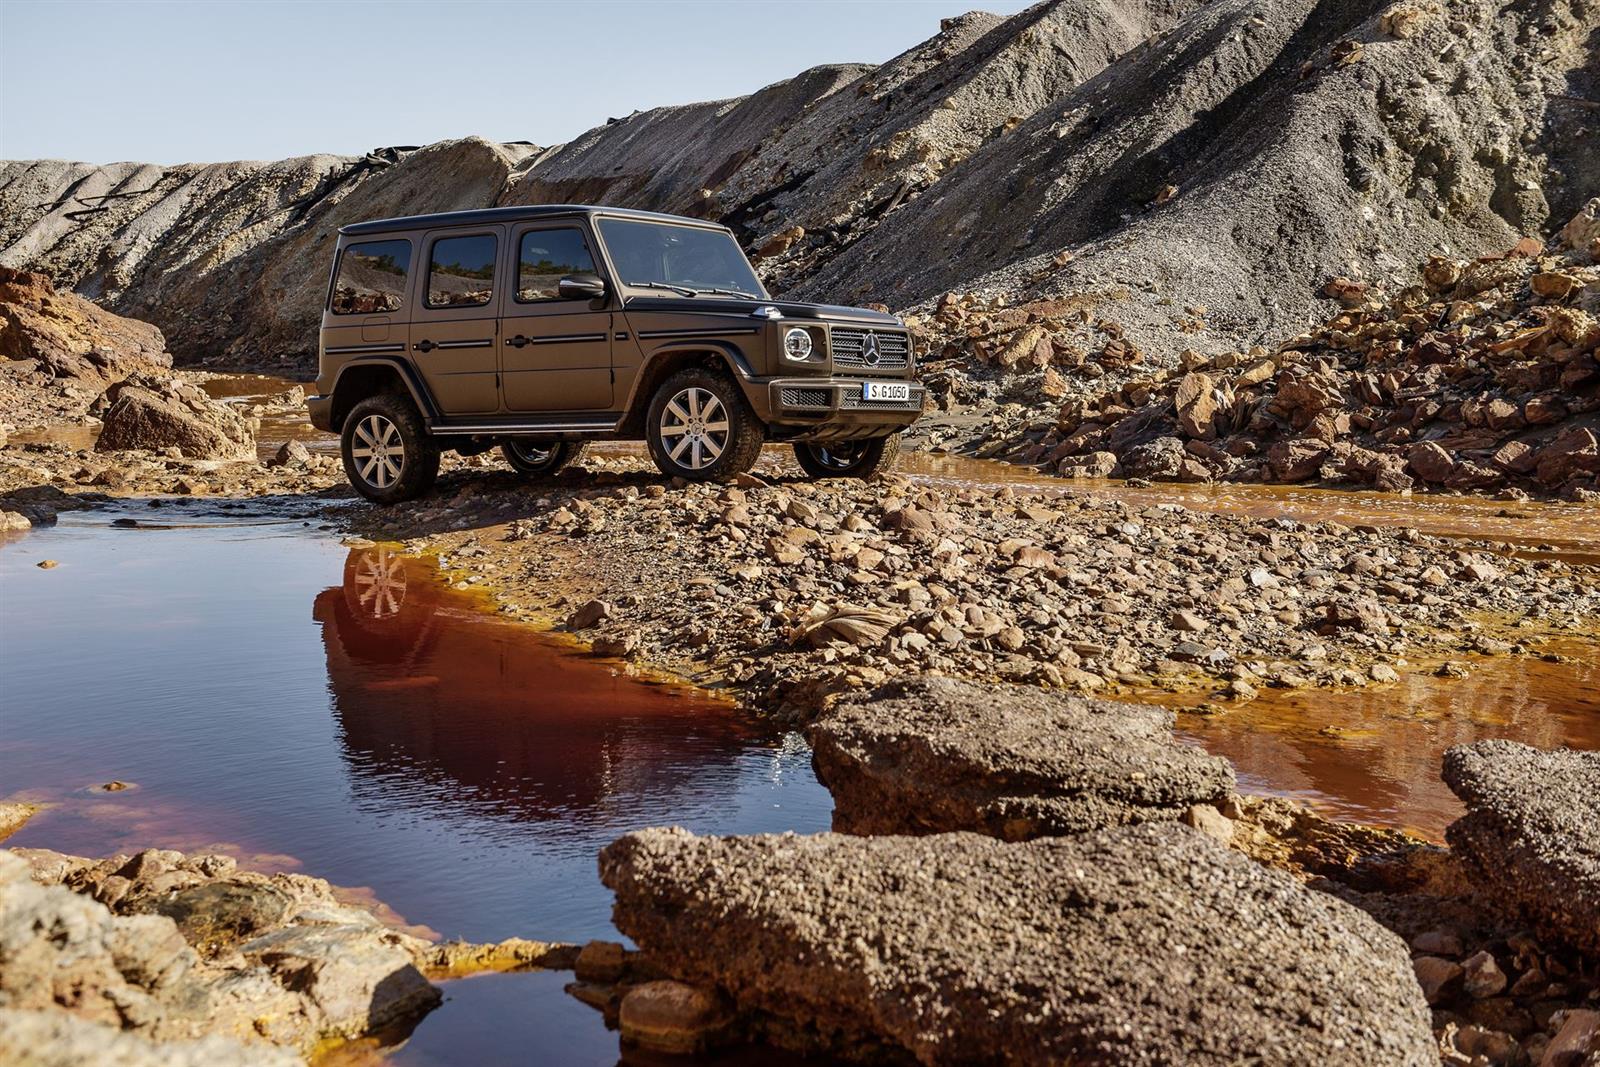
409,227 -> 503,415
500,223 -> 614,413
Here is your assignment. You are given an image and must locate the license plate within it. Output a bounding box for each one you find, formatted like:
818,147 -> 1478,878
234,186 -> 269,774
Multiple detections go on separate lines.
863,382 -> 910,401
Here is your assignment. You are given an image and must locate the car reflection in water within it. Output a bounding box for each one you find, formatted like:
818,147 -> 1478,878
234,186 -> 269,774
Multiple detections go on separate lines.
313,547 -> 763,840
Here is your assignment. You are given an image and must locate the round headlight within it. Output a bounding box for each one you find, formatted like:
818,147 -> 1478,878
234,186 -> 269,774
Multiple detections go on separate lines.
783,327 -> 814,361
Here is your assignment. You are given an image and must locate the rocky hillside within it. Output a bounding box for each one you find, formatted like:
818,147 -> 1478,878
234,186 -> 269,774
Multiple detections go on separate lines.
0,0 -> 1595,373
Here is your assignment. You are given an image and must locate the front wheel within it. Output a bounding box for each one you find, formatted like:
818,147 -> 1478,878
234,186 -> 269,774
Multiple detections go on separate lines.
793,433 -> 901,479
645,368 -> 764,482
340,393 -> 440,504
501,439 -> 587,478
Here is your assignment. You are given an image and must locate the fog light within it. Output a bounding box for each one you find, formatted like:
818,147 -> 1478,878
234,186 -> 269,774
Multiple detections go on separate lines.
783,327 -> 814,361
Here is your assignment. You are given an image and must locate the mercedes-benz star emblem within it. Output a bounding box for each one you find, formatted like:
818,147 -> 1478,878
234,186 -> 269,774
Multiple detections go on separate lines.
862,333 -> 881,366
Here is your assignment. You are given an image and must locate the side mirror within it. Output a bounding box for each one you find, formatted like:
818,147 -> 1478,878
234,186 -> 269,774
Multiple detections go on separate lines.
559,274 -> 607,301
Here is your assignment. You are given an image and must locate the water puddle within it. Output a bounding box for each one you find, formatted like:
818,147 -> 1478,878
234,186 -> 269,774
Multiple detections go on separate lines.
0,511 -> 829,1062
1144,639 -> 1600,839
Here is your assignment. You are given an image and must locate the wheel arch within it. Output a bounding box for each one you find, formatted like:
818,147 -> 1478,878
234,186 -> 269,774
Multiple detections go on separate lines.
329,359 -> 439,432
618,343 -> 753,437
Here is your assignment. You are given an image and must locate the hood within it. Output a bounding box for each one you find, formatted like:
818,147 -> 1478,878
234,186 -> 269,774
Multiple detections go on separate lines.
621,294 -> 901,326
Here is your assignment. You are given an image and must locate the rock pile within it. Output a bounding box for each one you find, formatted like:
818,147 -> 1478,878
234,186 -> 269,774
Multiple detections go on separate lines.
808,675 -> 1233,837
0,847 -> 439,1058
600,824 -> 1436,1064
93,373 -> 257,461
948,225 -> 1600,498
0,267 -> 173,435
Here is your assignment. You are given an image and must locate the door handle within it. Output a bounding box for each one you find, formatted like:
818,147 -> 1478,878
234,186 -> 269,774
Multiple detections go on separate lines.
505,335 -> 531,348
414,340 -> 437,353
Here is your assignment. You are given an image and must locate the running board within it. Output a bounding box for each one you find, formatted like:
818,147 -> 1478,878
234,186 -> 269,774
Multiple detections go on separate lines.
430,416 -> 621,437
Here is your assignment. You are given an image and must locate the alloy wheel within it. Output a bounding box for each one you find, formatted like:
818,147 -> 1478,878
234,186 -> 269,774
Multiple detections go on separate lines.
351,414 -> 406,489
658,387 -> 729,471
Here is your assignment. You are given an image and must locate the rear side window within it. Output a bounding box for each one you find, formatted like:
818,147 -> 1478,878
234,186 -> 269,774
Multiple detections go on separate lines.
331,240 -> 411,315
516,228 -> 598,303
426,234 -> 497,309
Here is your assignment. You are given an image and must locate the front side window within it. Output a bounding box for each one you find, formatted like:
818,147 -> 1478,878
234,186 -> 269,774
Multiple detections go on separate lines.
426,234 -> 497,309
597,219 -> 765,298
516,228 -> 599,303
331,239 -> 411,315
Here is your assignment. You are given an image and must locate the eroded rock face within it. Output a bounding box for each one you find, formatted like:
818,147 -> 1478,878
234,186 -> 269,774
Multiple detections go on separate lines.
94,374 -> 255,460
601,824 -> 1436,1065
808,675 -> 1234,838
1442,741 -> 1600,955
0,266 -> 171,382
0,847 -> 440,1056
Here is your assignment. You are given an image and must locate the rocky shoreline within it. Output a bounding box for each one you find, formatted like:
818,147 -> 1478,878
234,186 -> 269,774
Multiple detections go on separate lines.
341,452 -> 1600,724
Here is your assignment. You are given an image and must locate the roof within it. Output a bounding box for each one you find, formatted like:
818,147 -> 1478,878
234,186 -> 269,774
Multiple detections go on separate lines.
338,204 -> 725,237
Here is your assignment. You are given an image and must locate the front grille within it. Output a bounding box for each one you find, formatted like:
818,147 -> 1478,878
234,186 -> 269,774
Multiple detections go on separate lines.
779,387 -> 832,409
832,327 -> 910,369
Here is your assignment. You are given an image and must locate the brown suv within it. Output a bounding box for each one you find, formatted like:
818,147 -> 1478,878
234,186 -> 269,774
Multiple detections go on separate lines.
307,205 -> 923,503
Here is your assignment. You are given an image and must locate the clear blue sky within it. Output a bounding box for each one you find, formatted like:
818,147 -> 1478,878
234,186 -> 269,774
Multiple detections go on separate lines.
0,0 -> 1033,164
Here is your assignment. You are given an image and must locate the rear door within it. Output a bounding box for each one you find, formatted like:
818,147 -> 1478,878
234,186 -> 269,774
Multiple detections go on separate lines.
409,227 -> 503,415
499,222 -> 614,413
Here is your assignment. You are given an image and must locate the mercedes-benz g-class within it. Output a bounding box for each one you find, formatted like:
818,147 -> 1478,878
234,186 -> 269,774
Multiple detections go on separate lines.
308,205 -> 923,503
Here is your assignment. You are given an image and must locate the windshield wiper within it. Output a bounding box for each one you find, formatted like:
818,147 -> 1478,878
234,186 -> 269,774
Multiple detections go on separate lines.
631,280 -> 700,296
696,286 -> 763,299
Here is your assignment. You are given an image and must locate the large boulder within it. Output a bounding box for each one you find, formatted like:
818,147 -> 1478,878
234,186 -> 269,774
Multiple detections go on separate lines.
1442,741 -> 1600,955
807,676 -> 1234,838
94,374 -> 255,460
601,824 -> 1437,1065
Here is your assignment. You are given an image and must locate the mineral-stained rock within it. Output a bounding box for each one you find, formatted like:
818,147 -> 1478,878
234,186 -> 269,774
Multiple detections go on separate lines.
94,374 -> 255,461
0,1009 -> 298,1067
600,824 -> 1437,1065
1442,741 -> 1600,955
808,677 -> 1234,838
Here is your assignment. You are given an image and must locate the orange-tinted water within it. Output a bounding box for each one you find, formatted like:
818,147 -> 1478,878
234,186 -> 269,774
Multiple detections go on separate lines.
1146,637 -> 1600,839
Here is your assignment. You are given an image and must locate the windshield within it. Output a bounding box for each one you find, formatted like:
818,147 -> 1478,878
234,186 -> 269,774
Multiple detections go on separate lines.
598,218 -> 766,298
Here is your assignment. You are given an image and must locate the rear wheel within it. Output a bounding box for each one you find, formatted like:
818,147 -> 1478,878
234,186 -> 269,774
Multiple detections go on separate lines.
340,393 -> 439,504
645,368 -> 764,482
501,439 -> 587,478
793,433 -> 901,479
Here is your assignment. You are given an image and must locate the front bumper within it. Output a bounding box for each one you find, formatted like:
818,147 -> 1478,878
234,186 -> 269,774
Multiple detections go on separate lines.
764,377 -> 925,439
307,394 -> 334,432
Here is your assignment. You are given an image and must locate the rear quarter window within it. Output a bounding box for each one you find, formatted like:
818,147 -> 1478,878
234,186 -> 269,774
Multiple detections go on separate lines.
331,239 -> 412,315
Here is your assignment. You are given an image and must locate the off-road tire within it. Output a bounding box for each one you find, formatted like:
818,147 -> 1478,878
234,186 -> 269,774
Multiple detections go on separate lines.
501,439 -> 588,479
645,367 -> 764,482
793,432 -> 902,479
340,393 -> 440,505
